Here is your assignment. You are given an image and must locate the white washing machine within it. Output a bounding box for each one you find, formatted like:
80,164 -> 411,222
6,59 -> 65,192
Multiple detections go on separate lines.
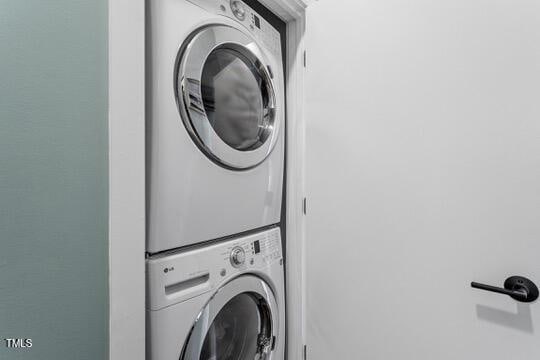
147,227 -> 285,360
147,0 -> 285,254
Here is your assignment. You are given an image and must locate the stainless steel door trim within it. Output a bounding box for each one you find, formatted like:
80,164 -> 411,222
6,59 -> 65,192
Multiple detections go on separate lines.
175,24 -> 280,170
180,275 -> 280,359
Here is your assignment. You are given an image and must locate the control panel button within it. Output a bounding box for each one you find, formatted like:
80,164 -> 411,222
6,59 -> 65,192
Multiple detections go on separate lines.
230,0 -> 246,21
230,246 -> 246,267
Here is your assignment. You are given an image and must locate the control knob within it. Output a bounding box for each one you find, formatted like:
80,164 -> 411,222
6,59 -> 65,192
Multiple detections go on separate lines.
230,0 -> 246,21
230,246 -> 246,267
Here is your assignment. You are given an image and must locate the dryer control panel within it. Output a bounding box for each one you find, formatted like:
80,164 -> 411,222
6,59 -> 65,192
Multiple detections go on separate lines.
186,0 -> 281,56
146,227 -> 283,310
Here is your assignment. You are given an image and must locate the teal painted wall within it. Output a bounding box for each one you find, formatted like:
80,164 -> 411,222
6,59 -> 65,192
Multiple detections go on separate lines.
0,1 -> 109,359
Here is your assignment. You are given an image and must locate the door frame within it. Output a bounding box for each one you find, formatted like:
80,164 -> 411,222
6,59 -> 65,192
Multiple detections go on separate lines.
258,1 -> 310,359
108,0 -> 311,359
109,0 -> 146,359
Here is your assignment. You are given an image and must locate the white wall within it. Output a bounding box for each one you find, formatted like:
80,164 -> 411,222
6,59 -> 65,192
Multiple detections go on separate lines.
306,0 -> 540,359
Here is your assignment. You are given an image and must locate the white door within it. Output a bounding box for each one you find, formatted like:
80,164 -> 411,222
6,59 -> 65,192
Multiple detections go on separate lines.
306,1 -> 540,359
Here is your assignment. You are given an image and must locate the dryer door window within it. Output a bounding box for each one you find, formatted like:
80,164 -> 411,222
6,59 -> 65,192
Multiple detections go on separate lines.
181,276 -> 279,360
201,47 -> 271,152
177,25 -> 280,170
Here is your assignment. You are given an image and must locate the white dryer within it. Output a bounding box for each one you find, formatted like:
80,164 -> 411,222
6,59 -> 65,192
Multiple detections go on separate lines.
147,0 -> 285,253
147,227 -> 285,360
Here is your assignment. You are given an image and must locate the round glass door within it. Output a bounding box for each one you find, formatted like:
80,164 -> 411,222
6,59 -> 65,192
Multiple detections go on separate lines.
181,276 -> 279,360
199,293 -> 271,360
176,25 -> 280,170
201,47 -> 272,152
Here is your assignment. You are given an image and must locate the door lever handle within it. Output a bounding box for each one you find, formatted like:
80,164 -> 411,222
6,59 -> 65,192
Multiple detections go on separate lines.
471,276 -> 539,303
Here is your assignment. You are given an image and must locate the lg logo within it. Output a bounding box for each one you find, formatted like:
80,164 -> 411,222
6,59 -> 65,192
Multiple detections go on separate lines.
4,338 -> 32,348
163,266 -> 174,273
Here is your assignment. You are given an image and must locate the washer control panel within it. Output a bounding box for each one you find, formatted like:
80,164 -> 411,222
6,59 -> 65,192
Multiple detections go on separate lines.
147,227 -> 282,310
186,0 -> 281,56
221,227 -> 282,269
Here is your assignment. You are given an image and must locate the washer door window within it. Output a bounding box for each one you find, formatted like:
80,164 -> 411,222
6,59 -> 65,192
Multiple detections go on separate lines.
177,25 -> 279,170
181,276 -> 279,360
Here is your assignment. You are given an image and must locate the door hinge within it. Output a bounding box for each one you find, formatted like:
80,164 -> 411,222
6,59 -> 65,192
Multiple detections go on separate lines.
303,345 -> 308,360
303,50 -> 306,67
303,197 -> 307,215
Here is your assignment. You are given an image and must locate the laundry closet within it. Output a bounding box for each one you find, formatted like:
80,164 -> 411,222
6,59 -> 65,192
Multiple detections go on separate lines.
3,0 -> 540,359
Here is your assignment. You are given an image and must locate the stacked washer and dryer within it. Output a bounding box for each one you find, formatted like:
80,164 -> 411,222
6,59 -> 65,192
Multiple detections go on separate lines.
146,0 -> 286,359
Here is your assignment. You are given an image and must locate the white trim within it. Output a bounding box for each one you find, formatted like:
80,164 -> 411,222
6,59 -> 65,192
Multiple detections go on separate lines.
258,1 -> 309,359
284,13 -> 308,360
260,0 -> 310,20
108,0 -> 146,359
107,1 -> 309,359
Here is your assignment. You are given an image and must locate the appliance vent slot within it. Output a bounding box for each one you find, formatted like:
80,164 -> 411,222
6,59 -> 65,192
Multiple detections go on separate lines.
165,273 -> 210,295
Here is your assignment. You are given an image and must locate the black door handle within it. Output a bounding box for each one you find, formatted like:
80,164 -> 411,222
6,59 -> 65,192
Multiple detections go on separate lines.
471,276 -> 539,303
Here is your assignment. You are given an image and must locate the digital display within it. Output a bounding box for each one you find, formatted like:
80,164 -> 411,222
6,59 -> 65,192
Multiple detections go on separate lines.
254,15 -> 261,29
253,240 -> 261,254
